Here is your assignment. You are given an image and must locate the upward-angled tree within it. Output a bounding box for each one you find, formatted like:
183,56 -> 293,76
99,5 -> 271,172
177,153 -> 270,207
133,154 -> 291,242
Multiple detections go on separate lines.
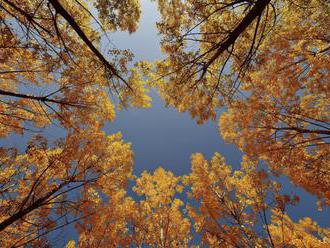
151,0 -> 330,204
76,167 -> 191,247
0,1 -> 149,246
0,129 -> 133,247
0,0 -> 150,136
130,167 -> 191,247
185,152 -> 330,247
151,0 -> 275,123
72,155 -> 329,247
0,1 -> 329,246
218,0 -> 330,205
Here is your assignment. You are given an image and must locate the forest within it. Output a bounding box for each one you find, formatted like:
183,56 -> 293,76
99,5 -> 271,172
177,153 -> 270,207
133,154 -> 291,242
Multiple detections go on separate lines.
0,0 -> 329,247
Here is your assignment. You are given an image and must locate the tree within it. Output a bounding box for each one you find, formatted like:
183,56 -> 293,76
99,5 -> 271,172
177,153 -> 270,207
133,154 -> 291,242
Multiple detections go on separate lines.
218,0 -> 330,205
0,1 -> 149,245
74,189 -> 136,247
269,209 -> 330,247
151,0 -> 275,123
75,167 -> 191,247
151,0 -> 330,204
131,167 -> 191,247
185,152 -> 329,247
73,155 -> 329,247
0,129 -> 133,247
1,0 -> 329,246
0,0 -> 150,136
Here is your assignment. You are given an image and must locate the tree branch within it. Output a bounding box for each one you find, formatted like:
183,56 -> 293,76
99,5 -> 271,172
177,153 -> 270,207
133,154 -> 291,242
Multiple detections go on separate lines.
199,0 -> 271,80
48,0 -> 131,89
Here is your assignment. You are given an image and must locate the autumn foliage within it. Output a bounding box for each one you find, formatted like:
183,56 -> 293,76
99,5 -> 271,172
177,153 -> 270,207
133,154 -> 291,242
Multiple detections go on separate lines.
0,0 -> 329,247
152,0 -> 330,205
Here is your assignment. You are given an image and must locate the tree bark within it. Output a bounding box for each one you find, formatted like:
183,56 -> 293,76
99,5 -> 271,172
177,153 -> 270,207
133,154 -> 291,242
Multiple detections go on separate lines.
201,0 -> 271,77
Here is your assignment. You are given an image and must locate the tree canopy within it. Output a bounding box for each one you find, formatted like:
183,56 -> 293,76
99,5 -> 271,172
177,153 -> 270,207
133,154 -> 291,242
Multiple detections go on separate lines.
0,0 -> 329,247
151,0 -> 330,205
